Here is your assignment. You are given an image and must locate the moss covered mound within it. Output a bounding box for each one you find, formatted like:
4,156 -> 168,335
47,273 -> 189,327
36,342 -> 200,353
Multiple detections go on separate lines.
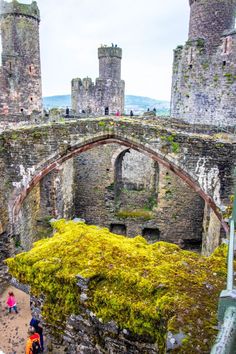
6,220 -> 227,353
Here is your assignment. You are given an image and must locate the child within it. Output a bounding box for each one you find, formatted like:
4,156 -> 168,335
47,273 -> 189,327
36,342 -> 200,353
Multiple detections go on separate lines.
6,291 -> 18,314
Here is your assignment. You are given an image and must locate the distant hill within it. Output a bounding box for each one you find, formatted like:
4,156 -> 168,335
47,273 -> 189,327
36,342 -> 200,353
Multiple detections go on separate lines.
43,94 -> 170,116
125,95 -> 170,116
43,95 -> 71,109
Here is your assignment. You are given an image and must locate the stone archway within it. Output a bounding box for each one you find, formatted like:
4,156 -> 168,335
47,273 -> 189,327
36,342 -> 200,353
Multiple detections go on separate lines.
10,134 -> 228,237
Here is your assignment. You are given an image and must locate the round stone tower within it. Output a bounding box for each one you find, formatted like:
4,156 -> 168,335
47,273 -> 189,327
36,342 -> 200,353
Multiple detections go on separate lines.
0,0 -> 42,117
98,45 -> 122,81
188,0 -> 236,48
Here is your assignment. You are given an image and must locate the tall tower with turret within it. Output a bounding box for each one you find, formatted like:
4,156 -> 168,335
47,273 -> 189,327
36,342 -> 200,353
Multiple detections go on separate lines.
171,0 -> 236,126
98,46 -> 122,81
72,45 -> 125,116
0,0 -> 42,118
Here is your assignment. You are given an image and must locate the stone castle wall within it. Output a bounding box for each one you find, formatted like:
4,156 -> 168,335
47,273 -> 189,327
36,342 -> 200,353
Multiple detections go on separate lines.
72,77 -> 125,116
0,0 -> 42,117
171,0 -> 236,126
14,159 -> 75,251
72,46 -> 125,115
188,0 -> 236,49
0,118 -> 235,282
29,289 -> 159,354
74,144 -> 205,249
98,46 -> 122,80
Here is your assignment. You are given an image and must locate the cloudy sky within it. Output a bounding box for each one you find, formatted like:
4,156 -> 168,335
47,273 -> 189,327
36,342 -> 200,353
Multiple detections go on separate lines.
5,0 -> 190,100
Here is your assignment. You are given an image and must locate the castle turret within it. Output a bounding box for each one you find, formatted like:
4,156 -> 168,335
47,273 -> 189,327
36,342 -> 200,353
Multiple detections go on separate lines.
0,0 -> 42,118
188,0 -> 236,49
71,44 -> 125,116
98,45 -> 122,81
171,0 -> 236,126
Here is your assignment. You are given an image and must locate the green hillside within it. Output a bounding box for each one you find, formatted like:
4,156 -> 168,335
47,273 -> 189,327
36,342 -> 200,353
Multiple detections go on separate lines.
43,94 -> 170,116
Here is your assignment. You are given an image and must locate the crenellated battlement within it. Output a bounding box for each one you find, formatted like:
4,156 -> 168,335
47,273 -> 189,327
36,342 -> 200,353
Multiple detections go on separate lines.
98,45 -> 122,59
71,44 -> 124,115
72,77 -> 94,90
0,0 -> 40,21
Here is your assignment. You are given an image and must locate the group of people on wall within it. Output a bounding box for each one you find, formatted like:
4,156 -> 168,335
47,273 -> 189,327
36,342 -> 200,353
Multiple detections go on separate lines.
63,107 -> 157,118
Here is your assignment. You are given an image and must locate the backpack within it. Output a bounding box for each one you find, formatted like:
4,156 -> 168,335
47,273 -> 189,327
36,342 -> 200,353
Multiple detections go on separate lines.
31,339 -> 41,354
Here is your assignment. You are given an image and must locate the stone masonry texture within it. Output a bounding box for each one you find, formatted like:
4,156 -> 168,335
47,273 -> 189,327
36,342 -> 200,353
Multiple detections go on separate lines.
74,145 -> 205,249
171,0 -> 236,126
71,45 -> 125,116
0,117 -> 235,279
0,0 -> 42,118
1,1 -> 236,350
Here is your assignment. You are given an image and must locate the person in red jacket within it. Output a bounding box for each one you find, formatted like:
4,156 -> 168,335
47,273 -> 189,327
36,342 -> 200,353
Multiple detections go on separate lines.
25,327 -> 41,354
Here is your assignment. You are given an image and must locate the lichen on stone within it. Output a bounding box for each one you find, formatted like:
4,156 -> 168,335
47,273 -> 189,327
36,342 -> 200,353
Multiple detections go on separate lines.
6,219 -> 228,353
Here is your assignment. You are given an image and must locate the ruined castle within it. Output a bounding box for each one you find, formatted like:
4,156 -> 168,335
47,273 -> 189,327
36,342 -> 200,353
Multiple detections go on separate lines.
71,45 -> 125,116
0,1 -> 236,353
0,0 -> 234,255
171,0 -> 236,126
0,0 -> 42,118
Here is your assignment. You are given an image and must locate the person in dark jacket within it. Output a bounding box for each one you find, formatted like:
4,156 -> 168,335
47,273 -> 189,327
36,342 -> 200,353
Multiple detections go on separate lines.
30,318 -> 44,352
25,327 -> 41,354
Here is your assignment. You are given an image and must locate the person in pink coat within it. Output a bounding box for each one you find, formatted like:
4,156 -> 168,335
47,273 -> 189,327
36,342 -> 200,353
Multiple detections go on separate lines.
6,291 -> 18,314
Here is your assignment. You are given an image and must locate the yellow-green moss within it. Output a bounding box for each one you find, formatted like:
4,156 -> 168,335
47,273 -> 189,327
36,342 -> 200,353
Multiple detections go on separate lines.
116,208 -> 154,220
6,220 -> 228,353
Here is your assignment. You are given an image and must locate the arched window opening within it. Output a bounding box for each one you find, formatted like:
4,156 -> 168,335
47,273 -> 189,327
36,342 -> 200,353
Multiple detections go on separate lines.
113,149 -> 159,215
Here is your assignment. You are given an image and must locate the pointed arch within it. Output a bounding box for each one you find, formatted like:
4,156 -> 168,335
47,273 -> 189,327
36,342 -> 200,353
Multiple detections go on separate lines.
10,134 -> 228,233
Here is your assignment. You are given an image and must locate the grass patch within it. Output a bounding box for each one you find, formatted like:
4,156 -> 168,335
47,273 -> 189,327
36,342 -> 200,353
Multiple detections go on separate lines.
116,209 -> 154,220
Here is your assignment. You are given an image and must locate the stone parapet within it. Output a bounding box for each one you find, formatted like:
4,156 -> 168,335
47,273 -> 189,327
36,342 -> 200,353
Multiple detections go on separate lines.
98,46 -> 122,59
0,0 -> 40,21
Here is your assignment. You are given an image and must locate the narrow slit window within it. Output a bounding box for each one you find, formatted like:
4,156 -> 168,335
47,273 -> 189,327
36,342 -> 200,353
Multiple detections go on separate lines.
223,38 -> 228,54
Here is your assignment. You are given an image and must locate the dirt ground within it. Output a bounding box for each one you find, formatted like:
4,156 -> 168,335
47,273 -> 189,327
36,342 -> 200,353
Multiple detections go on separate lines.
0,285 -> 31,354
0,285 -> 67,354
